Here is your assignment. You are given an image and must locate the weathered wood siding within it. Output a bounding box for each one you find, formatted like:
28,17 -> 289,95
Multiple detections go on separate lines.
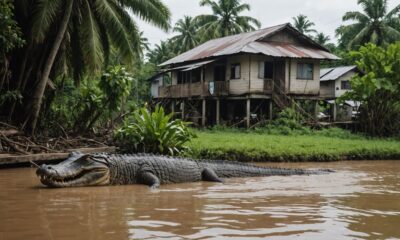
288,59 -> 320,95
226,55 -> 249,95
162,54 -> 323,98
171,71 -> 177,85
264,31 -> 304,45
334,71 -> 356,98
249,55 -> 274,93
320,81 -> 335,99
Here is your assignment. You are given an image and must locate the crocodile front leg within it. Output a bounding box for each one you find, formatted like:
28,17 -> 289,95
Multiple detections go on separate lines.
139,171 -> 160,188
202,168 -> 223,183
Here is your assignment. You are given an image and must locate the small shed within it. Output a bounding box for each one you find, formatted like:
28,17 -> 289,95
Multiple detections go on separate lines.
320,66 -> 360,99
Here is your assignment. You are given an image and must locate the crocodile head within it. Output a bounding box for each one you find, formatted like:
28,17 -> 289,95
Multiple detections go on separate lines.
36,152 -> 110,187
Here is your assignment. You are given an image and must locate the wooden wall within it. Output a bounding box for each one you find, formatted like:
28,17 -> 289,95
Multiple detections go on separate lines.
320,81 -> 335,99
162,54 -> 322,98
288,59 -> 320,95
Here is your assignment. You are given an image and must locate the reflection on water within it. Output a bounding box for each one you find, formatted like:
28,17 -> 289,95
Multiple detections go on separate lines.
0,161 -> 399,240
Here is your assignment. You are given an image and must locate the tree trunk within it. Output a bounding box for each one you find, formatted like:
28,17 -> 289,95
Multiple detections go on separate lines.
25,0 -> 74,134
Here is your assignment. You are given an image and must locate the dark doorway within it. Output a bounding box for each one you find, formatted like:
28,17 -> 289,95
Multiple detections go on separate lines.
214,65 -> 226,82
274,60 -> 285,92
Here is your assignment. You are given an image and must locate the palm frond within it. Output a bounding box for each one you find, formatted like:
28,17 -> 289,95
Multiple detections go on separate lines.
119,0 -> 171,31
31,0 -> 63,43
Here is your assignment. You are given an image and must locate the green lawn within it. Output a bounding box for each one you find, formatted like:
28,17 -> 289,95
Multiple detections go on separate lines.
187,130 -> 400,162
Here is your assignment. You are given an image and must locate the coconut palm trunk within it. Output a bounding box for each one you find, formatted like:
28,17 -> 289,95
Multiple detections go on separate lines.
26,0 -> 74,134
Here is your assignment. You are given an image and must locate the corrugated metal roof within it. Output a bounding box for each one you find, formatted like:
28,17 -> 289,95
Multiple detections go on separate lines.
320,66 -> 358,81
160,23 -> 339,66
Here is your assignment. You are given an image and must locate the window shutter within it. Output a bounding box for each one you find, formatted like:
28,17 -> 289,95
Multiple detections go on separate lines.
235,65 -> 240,78
259,61 -> 265,79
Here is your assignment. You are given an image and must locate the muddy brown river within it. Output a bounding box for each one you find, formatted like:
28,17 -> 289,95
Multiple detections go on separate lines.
0,161 -> 399,240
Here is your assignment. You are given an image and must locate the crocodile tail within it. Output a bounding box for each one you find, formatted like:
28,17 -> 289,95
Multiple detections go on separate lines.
200,160 -> 332,178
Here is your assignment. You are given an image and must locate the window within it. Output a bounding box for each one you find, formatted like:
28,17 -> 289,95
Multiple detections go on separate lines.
341,80 -> 351,90
230,63 -> 241,79
177,71 -> 184,84
259,61 -> 274,79
177,71 -> 191,84
297,63 -> 314,80
191,69 -> 201,83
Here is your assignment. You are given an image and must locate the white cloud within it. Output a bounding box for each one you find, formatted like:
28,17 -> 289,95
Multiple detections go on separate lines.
136,0 -> 400,47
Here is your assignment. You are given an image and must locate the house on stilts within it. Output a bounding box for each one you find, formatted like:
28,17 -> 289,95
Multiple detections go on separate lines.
320,65 -> 362,122
150,23 -> 340,127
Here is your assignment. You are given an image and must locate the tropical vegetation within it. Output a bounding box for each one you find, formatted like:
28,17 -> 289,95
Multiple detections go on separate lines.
1,0 -> 171,134
171,16 -> 199,54
292,14 -> 317,35
115,106 -> 195,155
342,42 -> 400,137
336,0 -> 400,50
195,0 -> 261,41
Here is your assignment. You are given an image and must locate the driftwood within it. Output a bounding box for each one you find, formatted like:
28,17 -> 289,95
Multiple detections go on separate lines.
0,129 -> 24,137
0,122 -> 115,167
0,132 -> 30,154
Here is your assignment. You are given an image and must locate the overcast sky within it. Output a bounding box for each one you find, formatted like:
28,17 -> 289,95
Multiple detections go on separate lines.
136,0 -> 400,47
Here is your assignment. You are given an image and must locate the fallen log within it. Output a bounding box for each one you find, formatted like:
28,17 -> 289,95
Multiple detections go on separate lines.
0,146 -> 116,166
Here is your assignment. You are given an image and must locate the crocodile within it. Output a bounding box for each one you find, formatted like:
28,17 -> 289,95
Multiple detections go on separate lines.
36,152 -> 333,188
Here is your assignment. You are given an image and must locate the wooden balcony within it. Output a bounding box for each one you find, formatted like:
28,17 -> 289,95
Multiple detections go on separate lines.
158,81 -> 229,98
158,80 -> 276,98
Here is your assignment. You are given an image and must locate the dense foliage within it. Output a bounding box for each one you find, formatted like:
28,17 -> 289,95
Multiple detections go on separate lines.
0,0 -> 24,102
0,0 -> 24,62
336,0 -> 400,50
44,65 -> 135,134
342,43 -> 400,137
115,106 -> 195,155
1,0 -> 171,133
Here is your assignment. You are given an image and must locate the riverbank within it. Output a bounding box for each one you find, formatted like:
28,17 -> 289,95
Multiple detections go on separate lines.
187,129 -> 400,162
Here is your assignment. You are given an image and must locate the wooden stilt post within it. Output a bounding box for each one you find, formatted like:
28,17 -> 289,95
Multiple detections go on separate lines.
171,99 -> 175,114
314,100 -> 319,120
216,99 -> 220,125
246,98 -> 251,128
181,100 -> 185,120
202,99 -> 206,127
333,102 -> 337,122
269,99 -> 273,120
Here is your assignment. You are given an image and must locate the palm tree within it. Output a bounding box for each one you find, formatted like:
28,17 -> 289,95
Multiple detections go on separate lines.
171,16 -> 199,53
195,0 -> 261,41
147,41 -> 176,65
314,33 -> 331,46
10,0 -> 171,133
336,0 -> 400,49
292,14 -> 317,35
138,31 -> 150,58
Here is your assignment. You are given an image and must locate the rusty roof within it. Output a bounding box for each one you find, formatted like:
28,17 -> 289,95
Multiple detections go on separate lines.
160,23 -> 339,66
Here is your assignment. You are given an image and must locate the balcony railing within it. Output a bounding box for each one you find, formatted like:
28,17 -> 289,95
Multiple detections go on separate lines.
158,81 -> 229,98
158,80 -> 275,98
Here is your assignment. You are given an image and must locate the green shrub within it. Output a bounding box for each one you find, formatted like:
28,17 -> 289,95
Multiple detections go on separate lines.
255,108 -> 311,135
115,106 -> 195,155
